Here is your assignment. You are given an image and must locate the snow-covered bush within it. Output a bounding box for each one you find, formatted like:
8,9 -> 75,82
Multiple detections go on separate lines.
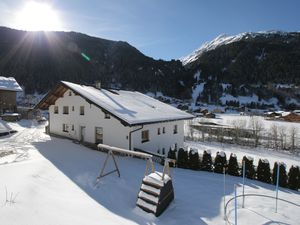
188,148 -> 200,170
227,153 -> 240,176
256,159 -> 271,183
272,162 -> 288,188
201,150 -> 213,172
177,148 -> 188,168
213,151 -> 227,174
288,165 -> 300,191
242,156 -> 255,179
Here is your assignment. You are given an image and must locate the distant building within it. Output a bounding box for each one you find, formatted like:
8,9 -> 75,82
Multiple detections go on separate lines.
35,81 -> 194,153
0,77 -> 22,114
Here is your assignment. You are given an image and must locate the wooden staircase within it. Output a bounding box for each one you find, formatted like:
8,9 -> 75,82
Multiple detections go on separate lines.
136,172 -> 174,217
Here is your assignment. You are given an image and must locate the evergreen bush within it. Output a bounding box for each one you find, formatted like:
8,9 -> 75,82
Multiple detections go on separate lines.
227,153 -> 240,176
201,150 -> 213,172
288,165 -> 300,191
272,162 -> 288,188
256,159 -> 271,183
214,151 -> 227,173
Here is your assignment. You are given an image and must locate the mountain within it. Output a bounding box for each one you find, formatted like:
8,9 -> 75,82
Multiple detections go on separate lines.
1,27 -> 300,110
181,31 -> 300,110
0,27 -> 192,98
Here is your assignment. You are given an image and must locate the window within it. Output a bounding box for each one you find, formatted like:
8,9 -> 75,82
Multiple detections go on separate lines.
54,106 -> 58,114
62,124 -> 68,132
95,127 -> 103,144
72,125 -> 74,131
141,130 -> 149,143
63,106 -> 69,114
173,125 -> 178,134
163,127 -> 166,134
104,113 -> 110,119
72,106 -> 74,111
157,128 -> 161,135
69,91 -> 72,96
80,106 -> 84,115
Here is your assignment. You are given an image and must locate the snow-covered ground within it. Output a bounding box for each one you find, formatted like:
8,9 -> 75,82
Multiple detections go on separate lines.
1,120 -> 300,225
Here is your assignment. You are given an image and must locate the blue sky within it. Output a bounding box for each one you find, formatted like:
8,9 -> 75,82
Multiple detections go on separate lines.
1,0 -> 300,60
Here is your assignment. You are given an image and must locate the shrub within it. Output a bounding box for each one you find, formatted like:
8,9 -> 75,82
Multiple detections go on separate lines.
272,162 -> 288,188
242,156 -> 255,179
188,148 -> 200,170
214,151 -> 227,173
227,153 -> 240,176
288,165 -> 300,191
167,147 -> 176,167
177,148 -> 188,168
256,159 -> 271,183
201,150 -> 213,172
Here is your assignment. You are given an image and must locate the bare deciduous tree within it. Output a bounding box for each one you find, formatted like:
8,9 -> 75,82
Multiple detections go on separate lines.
249,116 -> 263,147
271,124 -> 279,150
289,126 -> 297,151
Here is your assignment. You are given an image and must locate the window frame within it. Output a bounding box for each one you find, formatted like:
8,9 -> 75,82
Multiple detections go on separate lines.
54,106 -> 58,114
63,106 -> 69,115
141,130 -> 150,143
173,125 -> 178,134
80,106 -> 85,115
62,124 -> 68,132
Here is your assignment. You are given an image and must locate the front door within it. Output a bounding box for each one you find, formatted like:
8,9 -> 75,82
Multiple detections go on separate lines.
95,127 -> 103,144
80,126 -> 85,142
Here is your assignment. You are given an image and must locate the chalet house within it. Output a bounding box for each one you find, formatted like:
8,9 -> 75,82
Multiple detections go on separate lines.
35,81 -> 194,153
0,77 -> 23,114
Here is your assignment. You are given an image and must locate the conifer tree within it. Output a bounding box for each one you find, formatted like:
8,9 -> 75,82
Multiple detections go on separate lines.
242,156 -> 255,179
177,148 -> 188,168
228,153 -> 240,176
201,150 -> 213,172
256,159 -> 271,183
272,162 -> 288,188
214,151 -> 227,173
288,165 -> 300,190
188,149 -> 200,170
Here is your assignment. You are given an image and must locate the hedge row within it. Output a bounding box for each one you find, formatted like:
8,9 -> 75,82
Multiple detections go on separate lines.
167,148 -> 300,191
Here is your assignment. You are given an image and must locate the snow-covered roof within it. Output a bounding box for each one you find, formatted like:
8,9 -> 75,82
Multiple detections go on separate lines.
37,81 -> 194,126
0,76 -> 22,92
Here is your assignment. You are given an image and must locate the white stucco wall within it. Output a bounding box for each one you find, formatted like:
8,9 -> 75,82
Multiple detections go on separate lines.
49,89 -> 185,154
130,120 -> 184,154
49,90 -> 130,149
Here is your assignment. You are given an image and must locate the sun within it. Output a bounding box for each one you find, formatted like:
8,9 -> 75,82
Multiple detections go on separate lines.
15,1 -> 63,31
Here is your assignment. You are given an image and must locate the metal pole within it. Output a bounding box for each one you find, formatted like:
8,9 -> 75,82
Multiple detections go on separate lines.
242,160 -> 245,208
275,162 -> 280,213
234,184 -> 238,225
223,167 -> 226,220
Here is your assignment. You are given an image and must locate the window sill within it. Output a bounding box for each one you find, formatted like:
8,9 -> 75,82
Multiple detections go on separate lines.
141,140 -> 149,143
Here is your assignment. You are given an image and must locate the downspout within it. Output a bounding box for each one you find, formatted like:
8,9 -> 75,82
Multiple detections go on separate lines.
129,125 -> 143,150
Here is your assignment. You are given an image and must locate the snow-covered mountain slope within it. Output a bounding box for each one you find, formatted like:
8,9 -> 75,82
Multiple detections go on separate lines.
181,31 -> 295,66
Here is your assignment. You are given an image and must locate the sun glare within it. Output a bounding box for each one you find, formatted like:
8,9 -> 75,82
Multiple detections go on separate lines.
15,1 -> 63,31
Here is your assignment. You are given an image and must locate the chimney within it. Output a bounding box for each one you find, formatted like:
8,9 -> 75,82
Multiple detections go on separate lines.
95,80 -> 101,89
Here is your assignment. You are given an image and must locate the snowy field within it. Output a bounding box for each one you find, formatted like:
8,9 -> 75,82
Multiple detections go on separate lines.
1,120 -> 300,225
